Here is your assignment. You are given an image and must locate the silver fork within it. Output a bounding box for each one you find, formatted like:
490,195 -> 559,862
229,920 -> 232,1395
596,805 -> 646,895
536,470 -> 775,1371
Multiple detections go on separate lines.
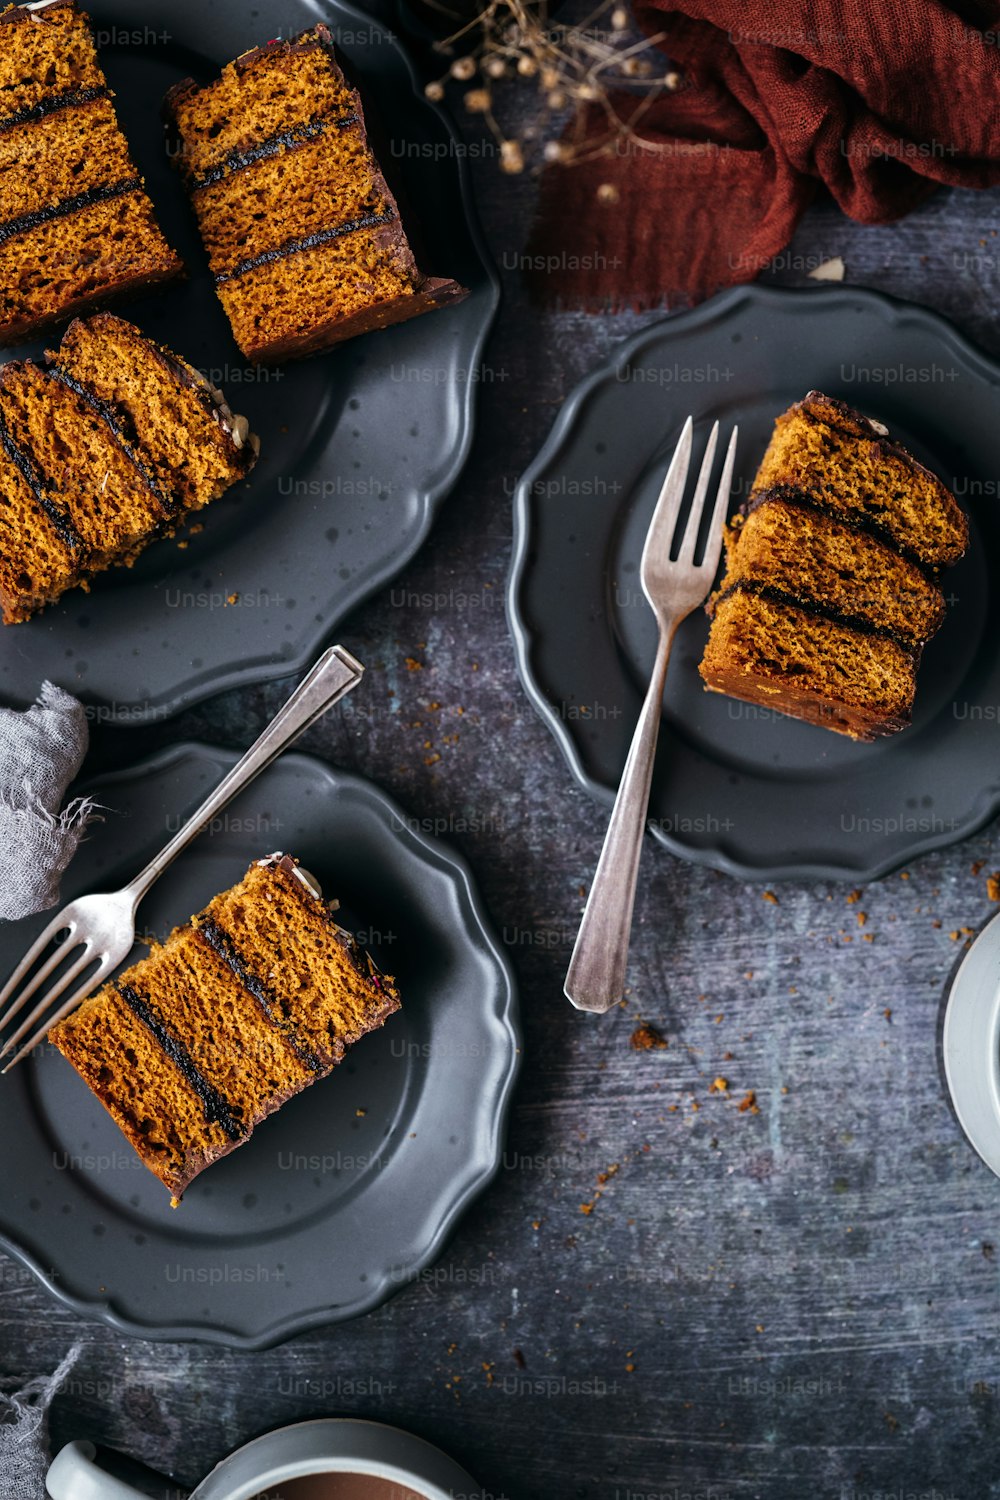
0,643 -> 366,1071
564,417 -> 738,1014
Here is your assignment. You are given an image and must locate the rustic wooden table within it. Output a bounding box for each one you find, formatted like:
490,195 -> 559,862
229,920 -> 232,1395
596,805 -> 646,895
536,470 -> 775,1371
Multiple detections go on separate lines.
4,16 -> 1000,1500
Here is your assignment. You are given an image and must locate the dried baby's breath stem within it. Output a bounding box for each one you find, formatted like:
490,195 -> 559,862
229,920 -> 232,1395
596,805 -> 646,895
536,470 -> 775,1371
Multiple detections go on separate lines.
424,0 -> 681,172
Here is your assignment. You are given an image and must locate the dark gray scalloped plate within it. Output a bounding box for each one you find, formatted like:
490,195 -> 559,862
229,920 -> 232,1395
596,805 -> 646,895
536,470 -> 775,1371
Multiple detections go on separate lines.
508,284 -> 1000,882
0,745 -> 519,1347
0,0 -> 497,723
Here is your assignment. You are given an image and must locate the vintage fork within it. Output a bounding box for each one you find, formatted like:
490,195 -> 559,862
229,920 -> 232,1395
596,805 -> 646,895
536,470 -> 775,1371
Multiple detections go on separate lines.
564,417 -> 738,1014
0,643 -> 366,1070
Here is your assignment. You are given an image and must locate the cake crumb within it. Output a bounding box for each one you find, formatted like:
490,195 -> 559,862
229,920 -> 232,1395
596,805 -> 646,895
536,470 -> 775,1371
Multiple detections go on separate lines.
988,873 -> 1000,902
737,1090 -> 759,1114
404,656 -> 423,671
630,1023 -> 668,1051
710,1076 -> 729,1094
846,889 -> 862,904
762,890 -> 778,904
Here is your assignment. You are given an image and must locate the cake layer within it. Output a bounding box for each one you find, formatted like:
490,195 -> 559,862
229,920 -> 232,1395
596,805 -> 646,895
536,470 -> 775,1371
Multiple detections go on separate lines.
54,313 -> 256,510
718,496 -> 946,648
752,392 -> 967,568
0,0 -> 104,120
193,124 -> 387,277
196,858 -> 399,1065
0,417 -> 79,622
0,360 -> 173,555
0,0 -> 182,343
216,224 -> 431,361
51,855 -> 401,1200
0,98 -> 135,224
0,166 -> 180,345
700,589 -> 916,740
50,980 -> 220,1191
124,932 -> 319,1142
165,33 -> 358,184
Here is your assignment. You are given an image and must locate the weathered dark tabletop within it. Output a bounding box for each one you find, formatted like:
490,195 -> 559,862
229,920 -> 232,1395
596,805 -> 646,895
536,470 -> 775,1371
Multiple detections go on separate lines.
4,17 -> 1000,1500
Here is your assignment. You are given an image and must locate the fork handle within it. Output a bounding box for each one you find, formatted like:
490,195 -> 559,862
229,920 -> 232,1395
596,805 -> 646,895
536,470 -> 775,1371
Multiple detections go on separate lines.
564,623 -> 675,1013
121,645 -> 365,910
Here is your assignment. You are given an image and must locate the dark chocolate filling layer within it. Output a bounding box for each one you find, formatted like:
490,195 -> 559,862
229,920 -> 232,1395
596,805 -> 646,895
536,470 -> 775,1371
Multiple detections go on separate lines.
716,577 -> 921,657
43,366 -> 178,516
214,207 -> 396,284
190,108 -> 360,190
194,917 -> 323,1074
0,83 -> 110,135
0,407 -> 82,550
116,982 -> 246,1143
744,487 -> 941,579
0,176 -> 141,246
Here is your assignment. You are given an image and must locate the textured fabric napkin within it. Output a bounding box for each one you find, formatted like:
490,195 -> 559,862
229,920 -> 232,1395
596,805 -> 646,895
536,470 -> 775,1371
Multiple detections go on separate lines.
526,0 -> 1000,308
0,1343 -> 82,1499
0,683 -> 96,921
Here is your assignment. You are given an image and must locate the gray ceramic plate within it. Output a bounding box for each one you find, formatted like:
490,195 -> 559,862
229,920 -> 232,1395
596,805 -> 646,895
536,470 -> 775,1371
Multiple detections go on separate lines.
0,0 -> 497,723
508,284 -> 1000,882
0,745 -> 519,1347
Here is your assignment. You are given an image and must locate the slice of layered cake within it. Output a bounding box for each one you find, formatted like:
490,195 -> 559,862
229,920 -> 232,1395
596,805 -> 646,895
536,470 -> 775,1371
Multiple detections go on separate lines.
0,312 -> 256,622
0,0 -> 182,344
51,855 -> 401,1203
699,392 -> 968,740
163,26 -> 468,361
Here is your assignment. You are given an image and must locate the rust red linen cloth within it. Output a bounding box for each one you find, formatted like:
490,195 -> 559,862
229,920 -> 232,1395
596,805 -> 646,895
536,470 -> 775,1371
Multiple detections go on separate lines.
525,0 -> 1000,308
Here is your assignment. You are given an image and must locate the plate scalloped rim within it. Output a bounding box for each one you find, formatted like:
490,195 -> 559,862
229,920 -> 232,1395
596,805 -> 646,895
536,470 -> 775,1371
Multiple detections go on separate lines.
0,742 -> 521,1348
507,282 -> 1000,883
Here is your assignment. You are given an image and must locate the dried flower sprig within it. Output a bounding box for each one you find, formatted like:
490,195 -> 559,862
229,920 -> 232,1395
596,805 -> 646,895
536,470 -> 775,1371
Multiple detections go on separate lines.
423,0 -> 681,172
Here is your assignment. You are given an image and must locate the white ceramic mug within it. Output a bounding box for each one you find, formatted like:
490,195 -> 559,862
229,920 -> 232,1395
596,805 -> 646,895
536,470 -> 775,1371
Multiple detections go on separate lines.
46,1418 -> 482,1500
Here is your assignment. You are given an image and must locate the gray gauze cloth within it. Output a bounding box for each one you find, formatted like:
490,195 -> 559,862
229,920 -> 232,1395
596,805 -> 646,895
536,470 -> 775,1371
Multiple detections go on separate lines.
0,683 -> 96,920
0,1343 -> 82,1500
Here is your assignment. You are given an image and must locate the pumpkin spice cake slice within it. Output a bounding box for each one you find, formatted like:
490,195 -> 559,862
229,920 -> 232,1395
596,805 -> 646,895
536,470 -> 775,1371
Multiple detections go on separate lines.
0,312 -> 257,623
50,855 -> 401,1204
164,25 -> 468,361
0,0 -> 182,343
699,391 -> 968,740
